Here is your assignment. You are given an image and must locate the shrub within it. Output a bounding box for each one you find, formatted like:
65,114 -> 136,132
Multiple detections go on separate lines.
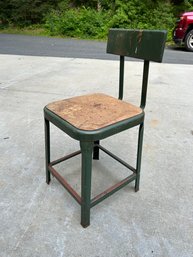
108,0 -> 175,41
1,0 -> 180,41
45,7 -> 110,38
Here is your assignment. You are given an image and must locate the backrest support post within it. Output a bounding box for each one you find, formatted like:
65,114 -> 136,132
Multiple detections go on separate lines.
119,56 -> 125,100
140,60 -> 149,109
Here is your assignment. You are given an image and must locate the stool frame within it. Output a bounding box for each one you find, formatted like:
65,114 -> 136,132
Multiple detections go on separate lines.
44,29 -> 167,227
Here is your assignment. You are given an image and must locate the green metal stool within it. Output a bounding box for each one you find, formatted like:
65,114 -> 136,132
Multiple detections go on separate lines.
44,29 -> 167,227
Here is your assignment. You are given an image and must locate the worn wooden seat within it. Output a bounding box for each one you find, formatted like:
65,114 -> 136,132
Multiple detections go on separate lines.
44,29 -> 167,227
46,93 -> 142,131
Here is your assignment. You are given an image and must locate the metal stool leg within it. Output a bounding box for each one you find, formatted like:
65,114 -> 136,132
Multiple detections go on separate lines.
45,118 -> 51,184
93,140 -> 100,160
135,123 -> 144,192
80,141 -> 93,227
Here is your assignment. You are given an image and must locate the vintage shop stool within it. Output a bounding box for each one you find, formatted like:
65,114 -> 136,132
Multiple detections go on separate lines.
44,29 -> 167,227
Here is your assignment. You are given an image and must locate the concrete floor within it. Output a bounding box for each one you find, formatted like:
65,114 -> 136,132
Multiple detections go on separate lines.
0,54 -> 193,257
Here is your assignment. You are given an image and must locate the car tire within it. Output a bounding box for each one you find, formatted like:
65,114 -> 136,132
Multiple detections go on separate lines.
185,29 -> 193,52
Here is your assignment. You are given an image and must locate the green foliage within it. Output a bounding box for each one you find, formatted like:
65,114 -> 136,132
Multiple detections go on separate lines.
45,7 -> 110,38
184,0 -> 193,10
1,0 -> 192,41
0,0 -> 60,27
146,2 -> 175,40
68,0 -> 115,10
105,0 -> 175,40
172,0 -> 193,14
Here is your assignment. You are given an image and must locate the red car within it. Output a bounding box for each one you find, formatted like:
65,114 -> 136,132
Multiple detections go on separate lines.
173,11 -> 193,51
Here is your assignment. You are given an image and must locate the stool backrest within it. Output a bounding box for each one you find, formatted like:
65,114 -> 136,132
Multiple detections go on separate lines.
106,29 -> 167,108
107,29 -> 167,62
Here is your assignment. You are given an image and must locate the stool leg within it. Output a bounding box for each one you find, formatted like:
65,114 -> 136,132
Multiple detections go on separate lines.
135,123 -> 144,192
45,118 -> 51,184
80,141 -> 93,227
93,140 -> 100,160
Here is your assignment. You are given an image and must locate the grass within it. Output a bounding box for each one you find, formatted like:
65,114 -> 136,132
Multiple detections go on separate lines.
0,25 -> 49,37
0,25 -> 108,42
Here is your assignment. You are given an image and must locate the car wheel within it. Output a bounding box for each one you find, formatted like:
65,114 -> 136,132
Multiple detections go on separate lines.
185,29 -> 193,52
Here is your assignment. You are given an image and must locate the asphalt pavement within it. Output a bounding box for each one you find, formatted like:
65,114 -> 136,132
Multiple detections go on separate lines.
0,33 -> 193,64
0,34 -> 193,257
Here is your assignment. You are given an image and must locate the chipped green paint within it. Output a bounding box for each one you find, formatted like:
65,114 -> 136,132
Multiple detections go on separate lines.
107,29 -> 167,62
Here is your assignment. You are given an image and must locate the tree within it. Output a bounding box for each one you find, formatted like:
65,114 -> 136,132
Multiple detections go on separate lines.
0,0 -> 61,26
1,0 -> 192,32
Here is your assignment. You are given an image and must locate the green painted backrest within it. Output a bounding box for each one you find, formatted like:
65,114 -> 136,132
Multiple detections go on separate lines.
106,29 -> 167,108
107,29 -> 167,62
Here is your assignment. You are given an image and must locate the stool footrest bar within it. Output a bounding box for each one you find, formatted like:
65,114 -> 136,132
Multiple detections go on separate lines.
97,144 -> 136,173
50,150 -> 81,166
48,147 -> 137,209
91,173 -> 136,208
48,164 -> 81,205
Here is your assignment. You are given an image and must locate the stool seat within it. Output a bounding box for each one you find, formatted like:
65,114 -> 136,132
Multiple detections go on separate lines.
46,93 -> 142,131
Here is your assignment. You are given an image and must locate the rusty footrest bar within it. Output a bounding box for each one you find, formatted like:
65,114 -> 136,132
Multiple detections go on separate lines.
90,173 -> 136,208
48,164 -> 81,205
50,150 -> 81,166
96,144 -> 136,173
